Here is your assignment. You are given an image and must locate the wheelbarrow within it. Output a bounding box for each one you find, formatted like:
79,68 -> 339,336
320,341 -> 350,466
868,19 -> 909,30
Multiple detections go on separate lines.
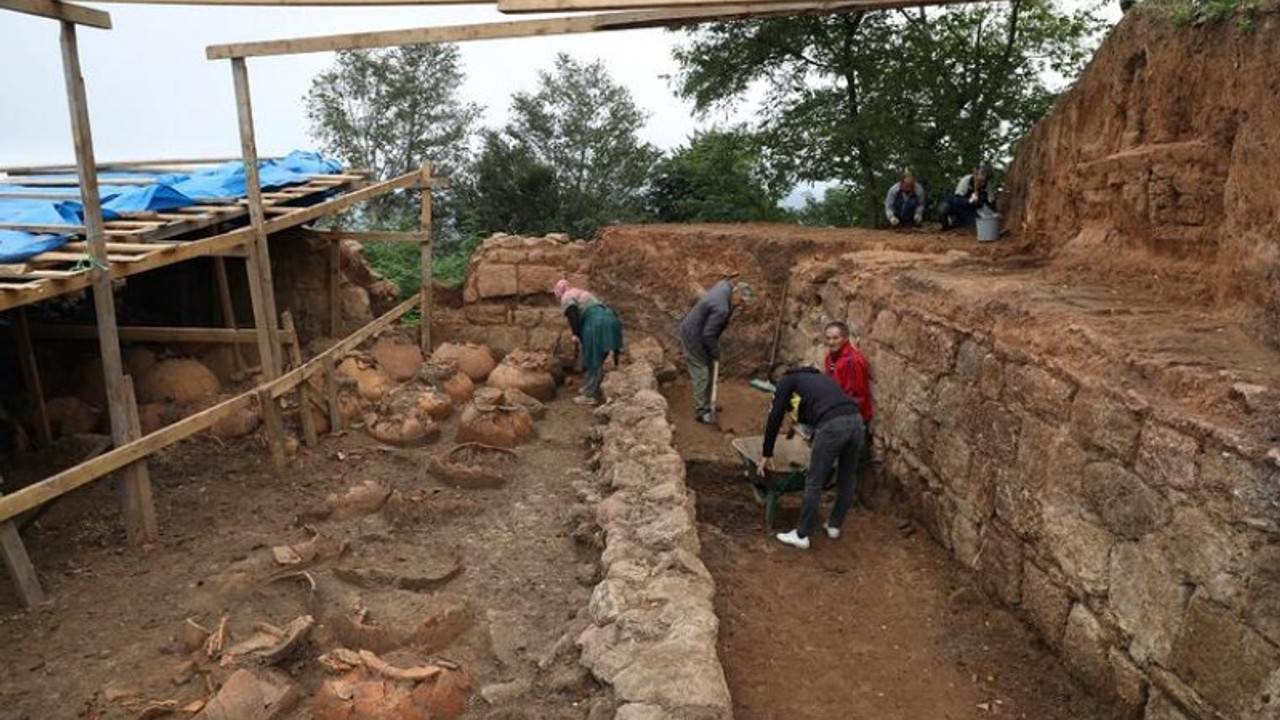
731,434 -> 833,529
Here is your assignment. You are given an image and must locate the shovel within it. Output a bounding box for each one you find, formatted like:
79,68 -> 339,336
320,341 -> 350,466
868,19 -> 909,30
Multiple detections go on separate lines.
707,360 -> 720,424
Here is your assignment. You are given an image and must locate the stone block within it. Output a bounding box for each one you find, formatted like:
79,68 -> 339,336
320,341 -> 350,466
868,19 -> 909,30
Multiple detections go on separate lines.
1072,388 -> 1142,461
1135,422 -> 1199,490
1163,506 -> 1247,607
932,430 -> 974,492
951,512 -> 982,569
1081,462 -> 1171,540
870,308 -> 903,350
1244,544 -> 1280,646
920,491 -> 955,551
952,451 -> 998,521
517,264 -> 564,296
1200,448 -> 1279,528
475,263 -> 519,299
962,401 -> 1022,464
932,378 -> 974,431
1042,503 -> 1114,596
871,350 -> 907,400
513,307 -> 559,328
1143,692 -> 1191,720
901,367 -> 937,414
1109,648 -> 1149,717
978,521 -> 1024,607
1169,593 -> 1280,719
1022,561 -> 1071,647
1062,603 -> 1116,698
1110,540 -> 1191,665
954,338 -> 987,385
979,352 -> 1004,401
463,303 -> 510,325
899,315 -> 958,376
1005,363 -> 1074,421
1017,415 -> 1088,493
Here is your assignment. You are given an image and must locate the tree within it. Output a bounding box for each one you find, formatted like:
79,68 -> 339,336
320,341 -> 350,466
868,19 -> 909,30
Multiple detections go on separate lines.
462,130 -> 564,236
672,1 -> 1103,226
466,53 -> 660,238
306,44 -> 481,231
646,129 -> 787,223
794,186 -> 862,227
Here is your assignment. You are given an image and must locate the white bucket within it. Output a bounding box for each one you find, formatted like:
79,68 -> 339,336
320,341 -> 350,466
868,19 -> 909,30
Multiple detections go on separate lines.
976,214 -> 1001,242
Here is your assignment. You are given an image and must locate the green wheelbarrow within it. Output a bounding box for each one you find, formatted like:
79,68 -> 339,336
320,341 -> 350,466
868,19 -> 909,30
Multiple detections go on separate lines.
731,434 -> 834,530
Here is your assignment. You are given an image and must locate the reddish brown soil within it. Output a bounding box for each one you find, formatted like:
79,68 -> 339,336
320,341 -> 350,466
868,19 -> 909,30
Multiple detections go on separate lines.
0,396 -> 603,720
664,377 -> 1117,720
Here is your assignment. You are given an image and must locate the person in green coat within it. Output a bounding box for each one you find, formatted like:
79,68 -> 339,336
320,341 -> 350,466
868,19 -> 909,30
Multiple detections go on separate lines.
555,279 -> 624,405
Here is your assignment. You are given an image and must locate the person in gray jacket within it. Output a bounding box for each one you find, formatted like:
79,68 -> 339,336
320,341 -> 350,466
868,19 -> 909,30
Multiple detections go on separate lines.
680,279 -> 754,423
884,171 -> 925,228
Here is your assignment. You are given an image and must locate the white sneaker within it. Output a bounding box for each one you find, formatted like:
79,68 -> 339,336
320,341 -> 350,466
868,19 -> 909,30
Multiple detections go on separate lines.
824,524 -> 841,539
775,530 -> 810,549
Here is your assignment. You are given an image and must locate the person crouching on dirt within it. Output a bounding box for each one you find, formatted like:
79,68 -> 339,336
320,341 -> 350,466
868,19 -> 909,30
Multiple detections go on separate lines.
884,171 -> 925,228
940,165 -> 994,231
554,279 -> 623,406
757,366 -> 866,550
680,279 -> 755,424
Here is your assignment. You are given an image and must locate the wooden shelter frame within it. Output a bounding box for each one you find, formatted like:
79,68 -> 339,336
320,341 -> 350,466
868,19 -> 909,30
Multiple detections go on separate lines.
0,0 -> 985,609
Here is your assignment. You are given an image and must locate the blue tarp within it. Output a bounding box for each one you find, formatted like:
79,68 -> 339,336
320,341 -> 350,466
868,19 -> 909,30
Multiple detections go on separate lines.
0,150 -> 343,265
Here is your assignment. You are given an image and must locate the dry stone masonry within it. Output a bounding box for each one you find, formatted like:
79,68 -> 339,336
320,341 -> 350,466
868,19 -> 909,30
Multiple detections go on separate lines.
577,361 -> 733,720
780,255 -> 1280,720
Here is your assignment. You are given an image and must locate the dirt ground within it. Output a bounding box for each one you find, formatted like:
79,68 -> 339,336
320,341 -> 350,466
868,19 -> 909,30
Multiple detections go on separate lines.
663,376 -> 1117,720
0,391 -> 604,720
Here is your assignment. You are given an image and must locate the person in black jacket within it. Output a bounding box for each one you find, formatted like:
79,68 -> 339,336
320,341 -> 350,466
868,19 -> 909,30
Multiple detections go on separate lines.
757,366 -> 866,550
940,165 -> 994,231
679,279 -> 754,423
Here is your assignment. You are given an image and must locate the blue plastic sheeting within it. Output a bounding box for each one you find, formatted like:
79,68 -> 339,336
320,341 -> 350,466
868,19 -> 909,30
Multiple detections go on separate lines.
0,150 -> 342,265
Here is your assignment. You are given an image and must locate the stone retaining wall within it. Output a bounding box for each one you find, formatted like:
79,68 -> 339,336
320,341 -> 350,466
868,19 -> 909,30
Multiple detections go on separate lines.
779,256 -> 1280,720
576,361 -> 733,720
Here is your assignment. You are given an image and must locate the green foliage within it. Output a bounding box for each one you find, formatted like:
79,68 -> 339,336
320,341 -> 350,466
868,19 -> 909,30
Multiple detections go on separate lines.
793,186 -> 864,227
672,1 -> 1104,227
306,44 -> 481,231
460,53 -> 661,239
646,129 -> 788,222
1150,0 -> 1262,25
433,235 -> 482,288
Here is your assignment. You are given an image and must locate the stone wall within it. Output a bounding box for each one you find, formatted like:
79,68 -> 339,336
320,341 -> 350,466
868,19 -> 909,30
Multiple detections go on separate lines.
576,361 -> 733,720
453,233 -> 590,359
778,254 -> 1280,720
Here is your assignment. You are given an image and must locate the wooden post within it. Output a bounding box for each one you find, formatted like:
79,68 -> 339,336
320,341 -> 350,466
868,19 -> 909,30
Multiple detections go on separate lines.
418,163 -> 433,353
212,257 -> 246,371
281,312 -> 317,447
322,354 -> 343,433
257,387 -> 286,470
0,477 -> 46,609
230,57 -> 283,379
60,20 -> 157,546
13,308 -> 52,448
328,239 -> 341,337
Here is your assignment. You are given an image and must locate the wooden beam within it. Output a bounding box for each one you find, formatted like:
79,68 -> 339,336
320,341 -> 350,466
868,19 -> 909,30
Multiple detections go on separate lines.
323,353 -> 342,433
497,0 -> 946,11
0,481 -> 46,609
212,257 -> 247,370
13,308 -> 52,448
0,155 -> 274,175
230,57 -> 283,379
93,0 -> 477,5
24,323 -> 297,345
257,387 -> 286,470
206,1 -> 870,58
60,20 -> 157,547
282,312 -> 317,447
0,0 -> 110,28
327,237 -> 340,337
418,163 -> 433,353
306,229 -> 427,243
0,295 -> 417,524
0,170 -> 422,314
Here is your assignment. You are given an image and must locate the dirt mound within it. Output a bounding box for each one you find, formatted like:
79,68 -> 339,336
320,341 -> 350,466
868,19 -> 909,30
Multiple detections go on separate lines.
1002,5 -> 1280,345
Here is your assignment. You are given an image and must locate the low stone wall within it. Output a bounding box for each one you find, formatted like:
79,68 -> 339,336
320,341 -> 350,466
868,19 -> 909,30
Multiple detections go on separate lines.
778,254 -> 1280,720
576,361 -> 733,720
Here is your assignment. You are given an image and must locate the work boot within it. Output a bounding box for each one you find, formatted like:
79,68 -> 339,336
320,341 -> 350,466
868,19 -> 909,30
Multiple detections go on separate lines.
695,411 -> 715,425
824,524 -> 841,539
775,529 -> 810,550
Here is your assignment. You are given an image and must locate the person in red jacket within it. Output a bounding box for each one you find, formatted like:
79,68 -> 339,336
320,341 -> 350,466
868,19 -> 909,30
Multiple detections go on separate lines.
823,321 -> 875,496
823,321 -> 874,424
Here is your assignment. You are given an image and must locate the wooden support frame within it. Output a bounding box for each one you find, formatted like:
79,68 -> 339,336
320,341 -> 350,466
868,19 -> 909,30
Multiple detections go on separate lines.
418,163 -> 434,353
59,19 -> 157,546
281,311 -> 318,447
1,0 -> 111,28
205,1 -> 872,58
12,308 -> 53,448
21,323 -> 298,345
0,479 -> 46,609
212,257 -> 248,370
496,0 -> 956,11
230,57 -> 284,380
0,294 -> 417,524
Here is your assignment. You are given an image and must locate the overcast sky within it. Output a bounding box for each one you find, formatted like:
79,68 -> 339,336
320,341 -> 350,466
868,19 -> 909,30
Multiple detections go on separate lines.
0,2 -> 1115,171
0,4 -> 740,168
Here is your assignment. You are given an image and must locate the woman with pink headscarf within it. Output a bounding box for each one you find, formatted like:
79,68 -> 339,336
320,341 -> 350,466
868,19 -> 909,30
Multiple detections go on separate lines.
554,279 -> 623,405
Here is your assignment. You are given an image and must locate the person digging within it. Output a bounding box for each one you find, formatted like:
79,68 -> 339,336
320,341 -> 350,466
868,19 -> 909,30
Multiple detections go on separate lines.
680,279 -> 755,424
555,279 -> 623,406
756,365 -> 866,550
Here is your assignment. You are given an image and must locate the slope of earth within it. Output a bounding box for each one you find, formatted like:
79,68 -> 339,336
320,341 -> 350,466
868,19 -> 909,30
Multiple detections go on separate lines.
0,397 -> 604,720
663,378 -> 1119,720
